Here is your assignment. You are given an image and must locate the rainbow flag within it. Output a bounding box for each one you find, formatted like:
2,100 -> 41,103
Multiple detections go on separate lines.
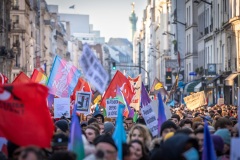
47,56 -> 81,97
31,69 -> 48,85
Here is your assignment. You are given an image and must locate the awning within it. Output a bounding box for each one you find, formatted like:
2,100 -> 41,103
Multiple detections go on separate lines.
206,75 -> 222,85
225,73 -> 238,86
194,82 -> 202,92
184,80 -> 201,94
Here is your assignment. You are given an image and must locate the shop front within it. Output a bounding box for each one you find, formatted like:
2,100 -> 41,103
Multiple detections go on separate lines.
224,73 -> 240,105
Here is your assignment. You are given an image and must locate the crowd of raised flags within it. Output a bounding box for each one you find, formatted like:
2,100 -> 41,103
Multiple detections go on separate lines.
0,44 -> 239,160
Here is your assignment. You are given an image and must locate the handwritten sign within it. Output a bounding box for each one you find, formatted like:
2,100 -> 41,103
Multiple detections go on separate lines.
79,44 -> 109,94
184,91 -> 207,110
141,104 -> 158,137
106,99 -> 119,118
54,98 -> 70,118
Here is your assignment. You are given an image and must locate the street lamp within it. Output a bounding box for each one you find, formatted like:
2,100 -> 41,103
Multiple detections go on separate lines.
162,31 -> 175,37
172,20 -> 186,26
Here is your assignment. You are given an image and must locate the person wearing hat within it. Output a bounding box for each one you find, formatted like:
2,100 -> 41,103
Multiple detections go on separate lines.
103,122 -> 115,135
211,135 -> 224,158
52,133 -> 68,152
55,119 -> 69,136
93,112 -> 104,124
214,129 -> 231,156
84,134 -> 118,160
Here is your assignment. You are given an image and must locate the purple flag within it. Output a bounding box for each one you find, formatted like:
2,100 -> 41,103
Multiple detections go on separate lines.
141,83 -> 151,107
157,92 -> 167,134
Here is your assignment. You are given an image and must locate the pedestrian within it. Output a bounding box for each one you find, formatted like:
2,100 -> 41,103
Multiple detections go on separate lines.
129,140 -> 149,160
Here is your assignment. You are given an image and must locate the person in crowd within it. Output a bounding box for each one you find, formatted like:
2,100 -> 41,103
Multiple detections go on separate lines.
125,117 -> 134,131
85,125 -> 100,144
192,122 -> 204,130
52,133 -> 68,152
179,119 -> 193,129
194,127 -> 204,153
87,118 -> 98,125
84,134 -> 118,160
49,151 -> 76,160
81,121 -> 88,131
171,114 -> 180,125
86,114 -> 93,122
214,128 -> 231,159
55,119 -> 69,136
136,111 -> 146,125
93,112 -> 104,123
123,122 -> 128,131
129,140 -> 149,160
211,135 -> 224,159
98,123 -> 104,135
103,122 -> 115,135
214,117 -> 232,131
127,124 -> 152,150
17,146 -> 45,160
122,143 -> 132,160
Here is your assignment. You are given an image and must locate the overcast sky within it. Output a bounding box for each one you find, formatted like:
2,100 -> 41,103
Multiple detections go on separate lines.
46,0 -> 147,42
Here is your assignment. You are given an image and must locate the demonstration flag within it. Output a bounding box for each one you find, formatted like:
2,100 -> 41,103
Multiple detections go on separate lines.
116,86 -> 134,118
12,72 -> 31,84
30,69 -> 48,85
0,83 -> 54,147
112,104 -> 126,160
0,73 -> 8,84
71,78 -> 91,101
128,75 -> 141,110
47,55 -> 81,97
141,82 -> 151,107
150,78 -> 169,97
202,121 -> 217,160
68,105 -> 85,160
157,92 -> 167,134
92,90 -> 101,104
100,71 -> 135,107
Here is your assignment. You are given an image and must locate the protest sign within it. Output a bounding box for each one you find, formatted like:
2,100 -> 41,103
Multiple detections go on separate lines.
184,91 -> 207,110
54,98 -> 70,118
79,44 -> 109,94
151,99 -> 172,120
76,91 -> 91,114
141,104 -> 158,137
106,98 -> 119,118
230,138 -> 240,160
217,98 -> 224,105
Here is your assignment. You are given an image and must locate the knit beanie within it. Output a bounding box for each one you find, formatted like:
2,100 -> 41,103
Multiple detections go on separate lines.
211,135 -> 224,154
103,122 -> 115,134
55,119 -> 69,133
160,120 -> 178,136
94,134 -> 117,150
214,129 -> 231,145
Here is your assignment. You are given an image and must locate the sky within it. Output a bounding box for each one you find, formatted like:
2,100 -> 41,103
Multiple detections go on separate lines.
46,0 -> 147,42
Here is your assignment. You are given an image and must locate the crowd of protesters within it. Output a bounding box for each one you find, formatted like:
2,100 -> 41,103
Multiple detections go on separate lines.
0,103 -> 239,160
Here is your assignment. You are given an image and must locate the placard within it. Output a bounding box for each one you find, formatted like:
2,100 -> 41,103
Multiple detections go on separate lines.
151,99 -> 172,119
230,138 -> 240,160
106,98 -> 119,118
217,98 -> 224,105
184,91 -> 207,110
79,44 -> 109,94
54,98 -> 70,118
141,104 -> 158,137
76,91 -> 91,114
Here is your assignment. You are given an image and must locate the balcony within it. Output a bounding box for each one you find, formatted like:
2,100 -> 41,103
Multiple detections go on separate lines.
12,5 -> 19,10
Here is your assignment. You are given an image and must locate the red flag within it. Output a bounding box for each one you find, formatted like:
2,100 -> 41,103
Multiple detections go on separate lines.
0,83 -> 54,147
100,71 -> 135,107
0,73 -> 8,84
178,51 -> 181,67
71,78 -> 91,101
12,72 -> 31,84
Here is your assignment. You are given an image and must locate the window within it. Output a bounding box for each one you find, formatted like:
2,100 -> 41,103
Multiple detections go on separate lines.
13,35 -> 19,43
12,15 -> 19,24
13,0 -> 19,6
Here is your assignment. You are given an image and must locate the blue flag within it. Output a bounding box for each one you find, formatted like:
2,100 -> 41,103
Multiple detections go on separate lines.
157,92 -> 167,134
112,104 -> 126,160
68,105 -> 85,160
202,121 -> 217,160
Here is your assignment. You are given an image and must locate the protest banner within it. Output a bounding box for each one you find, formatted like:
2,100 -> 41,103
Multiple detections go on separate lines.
76,91 -> 91,114
106,98 -> 119,118
54,98 -> 70,118
141,104 -> 158,137
183,91 -> 207,110
79,44 -> 109,94
230,138 -> 240,160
